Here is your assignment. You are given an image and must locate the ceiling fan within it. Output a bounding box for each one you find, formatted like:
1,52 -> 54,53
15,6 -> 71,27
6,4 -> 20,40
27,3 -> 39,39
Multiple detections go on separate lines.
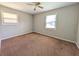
26,2 -> 44,11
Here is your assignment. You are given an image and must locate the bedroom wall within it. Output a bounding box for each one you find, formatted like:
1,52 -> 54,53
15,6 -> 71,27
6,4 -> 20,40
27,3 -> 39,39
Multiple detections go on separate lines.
0,5 -> 33,40
33,4 -> 79,43
77,20 -> 79,48
76,7 -> 79,48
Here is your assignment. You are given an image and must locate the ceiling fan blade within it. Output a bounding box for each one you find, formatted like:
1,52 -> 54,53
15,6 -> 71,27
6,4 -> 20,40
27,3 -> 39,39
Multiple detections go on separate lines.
27,4 -> 33,5
36,2 -> 40,5
38,6 -> 43,9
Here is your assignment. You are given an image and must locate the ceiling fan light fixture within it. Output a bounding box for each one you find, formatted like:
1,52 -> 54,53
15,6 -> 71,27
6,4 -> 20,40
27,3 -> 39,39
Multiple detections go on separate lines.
27,2 -> 44,11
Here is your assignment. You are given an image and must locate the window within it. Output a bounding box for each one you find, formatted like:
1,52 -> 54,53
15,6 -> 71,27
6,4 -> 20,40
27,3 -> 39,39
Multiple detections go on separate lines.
46,15 -> 56,29
1,12 -> 18,24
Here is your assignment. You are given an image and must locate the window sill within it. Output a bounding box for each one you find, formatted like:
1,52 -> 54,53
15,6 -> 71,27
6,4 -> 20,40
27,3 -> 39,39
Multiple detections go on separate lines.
45,28 -> 56,30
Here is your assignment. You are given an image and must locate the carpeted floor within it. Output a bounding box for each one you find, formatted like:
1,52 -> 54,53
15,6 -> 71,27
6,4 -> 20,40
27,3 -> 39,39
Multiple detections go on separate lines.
1,32 -> 79,56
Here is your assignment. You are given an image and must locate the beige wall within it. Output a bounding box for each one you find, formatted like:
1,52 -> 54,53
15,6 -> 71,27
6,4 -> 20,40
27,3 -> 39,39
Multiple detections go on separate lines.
34,4 -> 79,43
0,5 -> 33,40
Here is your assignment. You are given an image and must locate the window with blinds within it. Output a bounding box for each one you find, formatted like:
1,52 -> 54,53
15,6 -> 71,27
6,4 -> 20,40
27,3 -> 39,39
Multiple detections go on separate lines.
1,12 -> 18,24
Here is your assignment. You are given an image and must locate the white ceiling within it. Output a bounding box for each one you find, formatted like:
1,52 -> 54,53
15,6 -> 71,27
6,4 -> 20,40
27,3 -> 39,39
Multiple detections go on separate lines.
0,2 -> 78,14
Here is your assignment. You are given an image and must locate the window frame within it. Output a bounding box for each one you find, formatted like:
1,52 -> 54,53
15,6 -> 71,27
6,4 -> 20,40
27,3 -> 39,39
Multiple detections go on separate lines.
45,14 -> 57,29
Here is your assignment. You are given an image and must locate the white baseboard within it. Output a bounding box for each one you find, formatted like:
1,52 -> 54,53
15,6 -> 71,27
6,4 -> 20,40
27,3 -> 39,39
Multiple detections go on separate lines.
52,35 -> 75,43
35,32 -> 75,43
1,32 -> 32,41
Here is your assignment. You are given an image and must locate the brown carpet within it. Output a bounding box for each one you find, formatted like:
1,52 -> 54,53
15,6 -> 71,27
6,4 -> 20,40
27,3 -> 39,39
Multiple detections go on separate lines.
0,32 -> 79,56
